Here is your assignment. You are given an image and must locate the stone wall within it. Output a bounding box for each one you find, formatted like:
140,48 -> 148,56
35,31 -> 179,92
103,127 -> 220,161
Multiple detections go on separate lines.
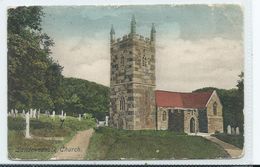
156,107 -> 168,130
206,92 -> 224,133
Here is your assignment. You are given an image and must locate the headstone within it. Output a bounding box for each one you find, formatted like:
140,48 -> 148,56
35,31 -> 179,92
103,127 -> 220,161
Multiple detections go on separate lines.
11,109 -> 14,117
236,127 -> 240,135
52,111 -> 55,120
15,109 -> 18,117
227,125 -> 231,134
8,112 -> 11,117
64,113 -> 66,119
78,114 -> 81,121
30,109 -> 33,118
231,127 -> 235,135
33,109 -> 37,118
105,116 -> 109,126
22,110 -> 25,117
61,110 -> 64,117
25,112 -> 31,138
37,110 -> 40,119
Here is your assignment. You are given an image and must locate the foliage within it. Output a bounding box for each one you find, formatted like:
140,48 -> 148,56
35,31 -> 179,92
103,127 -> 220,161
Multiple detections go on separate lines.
212,133 -> 244,149
85,127 -> 229,160
193,72 -> 244,134
7,7 -> 109,120
8,6 -> 63,112
62,77 -> 109,120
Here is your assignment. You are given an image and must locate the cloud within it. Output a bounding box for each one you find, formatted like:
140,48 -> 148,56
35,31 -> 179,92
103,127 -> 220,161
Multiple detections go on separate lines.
156,37 -> 243,91
51,37 -> 110,86
50,37 -> 243,92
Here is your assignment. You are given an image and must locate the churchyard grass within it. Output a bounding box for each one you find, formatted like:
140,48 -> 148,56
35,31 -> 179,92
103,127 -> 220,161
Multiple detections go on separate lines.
212,133 -> 244,149
85,127 -> 229,160
8,115 -> 95,160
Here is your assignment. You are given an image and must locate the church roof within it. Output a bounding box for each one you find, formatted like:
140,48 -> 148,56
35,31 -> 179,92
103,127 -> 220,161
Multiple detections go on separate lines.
155,90 -> 213,109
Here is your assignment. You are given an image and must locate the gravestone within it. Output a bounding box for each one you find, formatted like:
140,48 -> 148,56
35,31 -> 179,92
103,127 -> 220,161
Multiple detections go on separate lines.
64,113 -> 66,119
231,127 -> 235,135
15,109 -> 18,117
227,125 -> 231,134
11,109 -> 14,118
22,110 -> 26,118
61,110 -> 64,117
236,127 -> 240,135
37,110 -> 40,119
25,112 -> 31,138
30,109 -> 33,118
8,112 -> 11,117
78,114 -> 81,121
52,111 -> 55,120
33,109 -> 37,118
105,116 -> 109,126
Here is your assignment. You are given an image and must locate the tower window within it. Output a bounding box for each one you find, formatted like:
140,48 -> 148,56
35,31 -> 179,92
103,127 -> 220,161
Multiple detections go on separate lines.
162,111 -> 167,121
120,56 -> 124,66
120,96 -> 125,111
213,102 -> 217,115
142,55 -> 147,67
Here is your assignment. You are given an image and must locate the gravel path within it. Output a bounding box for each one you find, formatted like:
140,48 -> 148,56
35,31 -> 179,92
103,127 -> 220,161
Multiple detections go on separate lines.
204,135 -> 243,158
51,128 -> 94,160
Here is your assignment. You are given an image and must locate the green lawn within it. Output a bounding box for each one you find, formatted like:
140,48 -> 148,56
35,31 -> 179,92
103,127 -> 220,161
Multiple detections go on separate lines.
85,127 -> 229,160
212,133 -> 244,149
8,115 -> 95,160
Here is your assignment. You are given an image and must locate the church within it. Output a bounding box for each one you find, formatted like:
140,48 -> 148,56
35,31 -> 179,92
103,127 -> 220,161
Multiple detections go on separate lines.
109,16 -> 224,134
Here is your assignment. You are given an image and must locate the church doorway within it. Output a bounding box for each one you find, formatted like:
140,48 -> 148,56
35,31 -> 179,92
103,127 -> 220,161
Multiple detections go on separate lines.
190,118 -> 195,133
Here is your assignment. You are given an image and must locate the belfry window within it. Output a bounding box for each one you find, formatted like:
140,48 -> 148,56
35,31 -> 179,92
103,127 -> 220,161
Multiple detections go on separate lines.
162,111 -> 167,121
120,97 -> 125,111
213,102 -> 217,115
142,55 -> 147,67
120,56 -> 124,66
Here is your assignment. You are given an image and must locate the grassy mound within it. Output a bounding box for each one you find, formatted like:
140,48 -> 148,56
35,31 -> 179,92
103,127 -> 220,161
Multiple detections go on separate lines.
8,115 -> 95,160
85,127 -> 229,160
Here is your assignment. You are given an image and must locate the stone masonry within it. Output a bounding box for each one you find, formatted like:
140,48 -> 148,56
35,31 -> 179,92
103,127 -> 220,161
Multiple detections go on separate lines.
109,16 -> 156,130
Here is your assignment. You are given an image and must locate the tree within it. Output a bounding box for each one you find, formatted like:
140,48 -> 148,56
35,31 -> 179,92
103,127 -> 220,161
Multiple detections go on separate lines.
236,71 -> 244,133
8,7 -> 63,111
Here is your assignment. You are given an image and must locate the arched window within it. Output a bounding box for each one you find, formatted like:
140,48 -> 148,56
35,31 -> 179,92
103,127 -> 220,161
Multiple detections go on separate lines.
213,102 -> 217,115
120,97 -> 125,111
120,56 -> 124,66
162,111 -> 167,121
142,55 -> 146,67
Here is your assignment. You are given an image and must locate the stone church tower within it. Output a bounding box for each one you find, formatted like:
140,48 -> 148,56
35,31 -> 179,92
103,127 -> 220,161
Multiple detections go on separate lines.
109,16 -> 156,130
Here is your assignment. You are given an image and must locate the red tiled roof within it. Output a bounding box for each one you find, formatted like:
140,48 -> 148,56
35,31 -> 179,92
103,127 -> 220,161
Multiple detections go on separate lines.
155,90 -> 213,109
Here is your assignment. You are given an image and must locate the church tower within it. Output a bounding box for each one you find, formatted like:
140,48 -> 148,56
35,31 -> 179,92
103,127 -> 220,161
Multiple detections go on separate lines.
109,16 -> 156,130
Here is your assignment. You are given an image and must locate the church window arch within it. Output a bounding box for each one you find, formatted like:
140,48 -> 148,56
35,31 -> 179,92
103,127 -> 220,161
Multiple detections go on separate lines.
120,55 -> 124,66
213,102 -> 217,115
120,96 -> 125,111
142,55 -> 147,67
162,111 -> 167,121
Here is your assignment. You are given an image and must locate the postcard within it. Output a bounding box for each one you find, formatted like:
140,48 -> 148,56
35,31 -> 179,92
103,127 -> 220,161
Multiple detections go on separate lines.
5,2 -> 250,163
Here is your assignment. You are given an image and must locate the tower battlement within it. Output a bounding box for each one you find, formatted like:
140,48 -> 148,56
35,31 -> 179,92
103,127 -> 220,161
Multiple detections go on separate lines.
112,34 -> 153,45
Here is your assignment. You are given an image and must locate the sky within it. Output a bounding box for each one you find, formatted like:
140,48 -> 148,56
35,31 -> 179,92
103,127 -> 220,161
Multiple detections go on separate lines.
41,5 -> 244,92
